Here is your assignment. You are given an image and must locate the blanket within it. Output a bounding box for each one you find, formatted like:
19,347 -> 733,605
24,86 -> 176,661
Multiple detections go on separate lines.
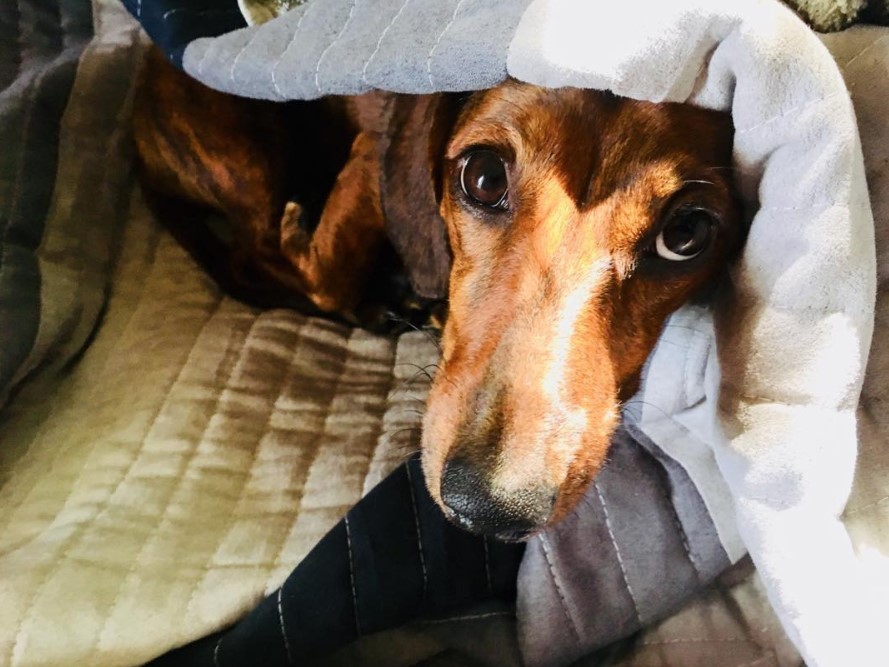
1,0 -> 888,666
136,1 -> 880,665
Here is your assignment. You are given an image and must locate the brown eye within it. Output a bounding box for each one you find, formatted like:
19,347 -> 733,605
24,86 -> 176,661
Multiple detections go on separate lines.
460,150 -> 509,210
655,208 -> 715,261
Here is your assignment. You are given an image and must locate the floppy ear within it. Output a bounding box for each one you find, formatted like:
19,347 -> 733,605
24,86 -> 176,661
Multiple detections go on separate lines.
380,94 -> 459,300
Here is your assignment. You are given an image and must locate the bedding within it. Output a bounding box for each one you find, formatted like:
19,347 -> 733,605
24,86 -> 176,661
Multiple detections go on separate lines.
1,0 -> 888,666
0,0 -> 124,407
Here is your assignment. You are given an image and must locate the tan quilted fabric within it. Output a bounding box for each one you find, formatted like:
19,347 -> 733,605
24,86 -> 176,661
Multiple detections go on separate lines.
0,183 -> 438,665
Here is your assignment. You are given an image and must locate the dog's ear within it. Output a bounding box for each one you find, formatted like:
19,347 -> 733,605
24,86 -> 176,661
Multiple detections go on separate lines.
380,94 -> 459,300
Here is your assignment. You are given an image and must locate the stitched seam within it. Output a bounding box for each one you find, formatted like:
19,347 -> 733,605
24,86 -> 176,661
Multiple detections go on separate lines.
680,329 -> 694,408
213,636 -> 223,667
845,494 -> 889,516
841,33 -> 889,70
227,26 -> 264,85
344,514 -> 361,636
425,0 -> 466,88
361,0 -> 412,85
404,461 -> 428,602
272,2 -> 316,98
594,480 -> 642,625
734,90 -> 843,136
362,332 -> 400,495
10,292 -> 227,663
195,38 -> 216,78
364,340 -> 405,494
269,321 -> 353,575
0,188 -> 162,540
641,637 -> 757,645
314,0 -> 358,93
660,478 -> 701,578
483,537 -> 492,595
94,300 -> 252,651
176,315 -> 301,639
277,587 -> 294,665
421,611 -> 511,625
539,534 -> 582,645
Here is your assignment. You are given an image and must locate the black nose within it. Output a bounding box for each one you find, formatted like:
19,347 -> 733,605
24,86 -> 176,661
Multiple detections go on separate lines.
440,458 -> 557,540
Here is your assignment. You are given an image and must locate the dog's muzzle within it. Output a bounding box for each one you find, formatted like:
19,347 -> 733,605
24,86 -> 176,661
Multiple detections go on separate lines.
439,457 -> 557,542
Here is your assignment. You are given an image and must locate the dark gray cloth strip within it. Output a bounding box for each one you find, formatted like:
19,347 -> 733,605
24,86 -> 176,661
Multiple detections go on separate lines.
517,426 -> 731,667
0,0 -> 93,401
626,421 -> 732,585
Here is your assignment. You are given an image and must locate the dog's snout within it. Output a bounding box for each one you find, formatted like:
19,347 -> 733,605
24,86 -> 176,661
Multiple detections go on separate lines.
439,458 -> 556,541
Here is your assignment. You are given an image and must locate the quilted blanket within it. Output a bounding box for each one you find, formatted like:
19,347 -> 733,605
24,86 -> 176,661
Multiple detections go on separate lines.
1,0 -> 888,666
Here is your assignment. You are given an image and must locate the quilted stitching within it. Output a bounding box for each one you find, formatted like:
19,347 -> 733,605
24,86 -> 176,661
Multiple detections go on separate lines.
425,0 -> 465,88
118,0 -> 243,66
539,534 -> 582,647
593,480 -> 642,626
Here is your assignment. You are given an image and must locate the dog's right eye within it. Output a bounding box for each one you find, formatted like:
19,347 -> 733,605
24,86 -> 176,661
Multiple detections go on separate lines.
460,150 -> 509,211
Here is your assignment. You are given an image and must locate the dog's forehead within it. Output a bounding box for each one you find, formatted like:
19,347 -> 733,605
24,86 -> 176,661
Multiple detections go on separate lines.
448,83 -> 734,199
448,82 -> 605,155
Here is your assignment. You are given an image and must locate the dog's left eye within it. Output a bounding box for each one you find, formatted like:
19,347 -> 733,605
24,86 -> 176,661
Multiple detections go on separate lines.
460,150 -> 509,211
655,208 -> 716,261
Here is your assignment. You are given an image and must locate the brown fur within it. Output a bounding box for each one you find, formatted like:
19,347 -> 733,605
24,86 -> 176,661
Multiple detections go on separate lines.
134,52 -> 742,539
421,84 -> 741,533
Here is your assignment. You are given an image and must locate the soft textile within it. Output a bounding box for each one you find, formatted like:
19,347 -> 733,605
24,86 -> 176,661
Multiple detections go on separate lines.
147,1 -> 880,664
0,0 -> 122,407
1,1 -> 889,666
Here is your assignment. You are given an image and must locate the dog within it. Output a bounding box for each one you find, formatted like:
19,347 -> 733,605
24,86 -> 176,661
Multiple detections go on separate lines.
133,47 -> 744,542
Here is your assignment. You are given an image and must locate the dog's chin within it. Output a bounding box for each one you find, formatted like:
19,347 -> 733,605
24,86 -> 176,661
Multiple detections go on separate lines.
441,507 -> 542,543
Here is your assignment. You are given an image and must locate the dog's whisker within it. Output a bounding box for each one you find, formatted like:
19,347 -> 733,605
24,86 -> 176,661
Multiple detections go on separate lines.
621,398 -> 672,422
396,370 -> 433,390
394,361 -> 440,378
392,370 -> 438,397
385,311 -> 443,351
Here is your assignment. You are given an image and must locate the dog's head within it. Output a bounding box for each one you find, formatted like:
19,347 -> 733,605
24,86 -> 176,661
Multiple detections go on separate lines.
383,82 -> 743,541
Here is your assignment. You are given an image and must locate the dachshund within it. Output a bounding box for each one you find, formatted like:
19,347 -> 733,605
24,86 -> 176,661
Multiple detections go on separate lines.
133,47 -> 744,542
